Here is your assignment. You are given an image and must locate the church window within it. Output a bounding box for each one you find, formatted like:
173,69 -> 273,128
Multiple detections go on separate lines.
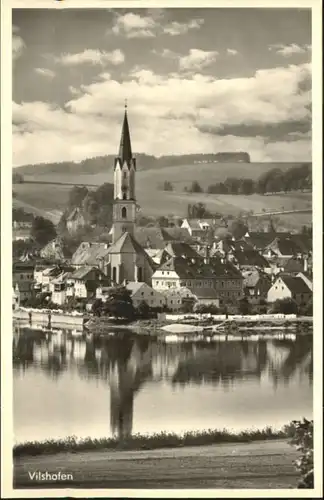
123,171 -> 127,178
137,267 -> 143,282
123,193 -> 127,200
121,207 -> 127,219
112,267 -> 117,282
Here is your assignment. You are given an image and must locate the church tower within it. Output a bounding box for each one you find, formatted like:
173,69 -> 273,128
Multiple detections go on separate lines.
112,104 -> 137,243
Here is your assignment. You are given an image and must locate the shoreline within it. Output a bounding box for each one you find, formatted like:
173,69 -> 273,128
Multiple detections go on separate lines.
14,426 -> 291,458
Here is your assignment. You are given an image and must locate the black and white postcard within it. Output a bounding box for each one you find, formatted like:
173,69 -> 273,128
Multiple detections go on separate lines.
1,0 -> 322,497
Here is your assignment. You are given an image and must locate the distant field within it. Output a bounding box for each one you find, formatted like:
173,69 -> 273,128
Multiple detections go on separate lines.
22,161 -> 303,191
13,162 -> 312,230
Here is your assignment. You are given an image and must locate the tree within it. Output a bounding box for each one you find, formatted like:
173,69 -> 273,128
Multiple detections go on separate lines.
189,180 -> 203,193
162,181 -> 173,191
271,298 -> 298,315
136,300 -> 150,319
68,185 -> 89,208
103,286 -> 135,320
92,298 -> 103,317
12,171 -> 24,184
157,216 -> 169,228
238,297 -> 252,315
31,216 -> 57,246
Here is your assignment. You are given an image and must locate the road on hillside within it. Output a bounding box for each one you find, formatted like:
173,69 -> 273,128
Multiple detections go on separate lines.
14,440 -> 299,490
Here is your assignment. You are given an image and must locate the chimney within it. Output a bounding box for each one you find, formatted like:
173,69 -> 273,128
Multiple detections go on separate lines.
204,245 -> 210,265
304,256 -> 308,273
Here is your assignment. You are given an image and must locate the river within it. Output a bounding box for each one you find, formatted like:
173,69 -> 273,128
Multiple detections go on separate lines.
13,323 -> 313,444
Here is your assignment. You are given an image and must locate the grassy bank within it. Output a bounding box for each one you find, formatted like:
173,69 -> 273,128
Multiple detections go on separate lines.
14,426 -> 293,458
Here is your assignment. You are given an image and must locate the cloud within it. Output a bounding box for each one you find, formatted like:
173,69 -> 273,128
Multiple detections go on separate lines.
109,12 -> 204,38
13,62 -> 312,166
110,12 -> 156,38
179,49 -> 219,71
55,49 -> 125,66
269,43 -> 312,57
12,25 -> 25,62
34,68 -> 55,79
163,19 -> 204,36
227,48 -> 238,56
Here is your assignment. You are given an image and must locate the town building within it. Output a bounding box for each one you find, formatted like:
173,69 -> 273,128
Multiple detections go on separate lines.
152,255 -> 243,307
125,281 -> 166,309
12,261 -> 35,301
267,275 -> 312,305
66,266 -> 107,299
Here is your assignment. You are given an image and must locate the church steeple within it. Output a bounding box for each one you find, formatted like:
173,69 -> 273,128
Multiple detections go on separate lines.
118,102 -> 133,167
112,103 -> 137,243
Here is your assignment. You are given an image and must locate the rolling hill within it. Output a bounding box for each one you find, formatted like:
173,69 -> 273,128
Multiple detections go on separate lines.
13,157 -> 312,231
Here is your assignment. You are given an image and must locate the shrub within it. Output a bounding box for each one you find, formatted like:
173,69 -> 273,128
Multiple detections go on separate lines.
287,418 -> 314,488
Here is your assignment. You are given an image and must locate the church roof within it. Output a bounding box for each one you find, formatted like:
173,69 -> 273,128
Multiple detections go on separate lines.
107,231 -> 145,254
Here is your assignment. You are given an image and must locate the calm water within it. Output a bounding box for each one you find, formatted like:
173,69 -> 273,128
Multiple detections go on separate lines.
13,324 -> 313,444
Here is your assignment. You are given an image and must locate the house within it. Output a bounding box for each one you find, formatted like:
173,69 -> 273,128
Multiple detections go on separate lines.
243,232 -> 278,252
161,287 -> 195,311
133,227 -> 194,250
295,271 -> 313,292
125,282 -> 166,309
34,264 -> 74,292
12,284 -> 20,310
263,236 -> 307,260
71,241 -> 111,270
67,266 -> 107,299
12,226 -> 32,241
231,250 -> 270,270
159,241 -> 201,265
181,218 -> 213,238
40,237 -> 69,261
267,275 -> 312,305
152,255 -> 243,307
190,287 -> 220,308
13,261 -> 35,301
283,256 -> 311,274
50,279 -> 67,306
66,207 -> 86,235
254,275 -> 272,299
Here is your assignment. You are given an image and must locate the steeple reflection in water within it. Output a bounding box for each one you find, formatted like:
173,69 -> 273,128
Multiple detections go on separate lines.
13,324 -> 313,442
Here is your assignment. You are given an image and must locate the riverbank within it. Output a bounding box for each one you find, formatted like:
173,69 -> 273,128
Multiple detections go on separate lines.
13,439 -> 299,489
14,426 -> 291,457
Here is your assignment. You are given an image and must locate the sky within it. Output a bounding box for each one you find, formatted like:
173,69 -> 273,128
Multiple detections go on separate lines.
12,8 -> 312,166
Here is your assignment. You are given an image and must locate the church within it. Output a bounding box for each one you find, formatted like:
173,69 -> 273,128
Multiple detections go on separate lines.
106,105 -> 155,285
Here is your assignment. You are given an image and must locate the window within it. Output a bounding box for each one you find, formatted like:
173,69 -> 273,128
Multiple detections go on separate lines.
170,300 -> 173,304
137,267 -> 143,282
123,171 -> 127,178
112,267 -> 117,282
282,286 -> 284,290
121,207 -> 127,219
123,193 -> 127,200
156,281 -> 159,285
151,292 -> 153,296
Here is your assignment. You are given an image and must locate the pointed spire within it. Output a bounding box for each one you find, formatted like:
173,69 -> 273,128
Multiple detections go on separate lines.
118,100 -> 133,165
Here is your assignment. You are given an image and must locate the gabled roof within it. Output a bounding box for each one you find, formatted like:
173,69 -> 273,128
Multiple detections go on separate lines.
69,266 -> 104,280
157,255 -> 242,280
133,227 -> 194,249
125,281 -> 145,294
163,241 -> 200,260
71,241 -> 110,266
244,232 -> 277,249
232,250 -> 270,267
278,275 -> 312,293
107,231 -> 145,254
268,236 -> 304,256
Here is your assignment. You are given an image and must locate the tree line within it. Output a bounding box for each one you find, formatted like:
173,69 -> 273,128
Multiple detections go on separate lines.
161,163 -> 311,196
